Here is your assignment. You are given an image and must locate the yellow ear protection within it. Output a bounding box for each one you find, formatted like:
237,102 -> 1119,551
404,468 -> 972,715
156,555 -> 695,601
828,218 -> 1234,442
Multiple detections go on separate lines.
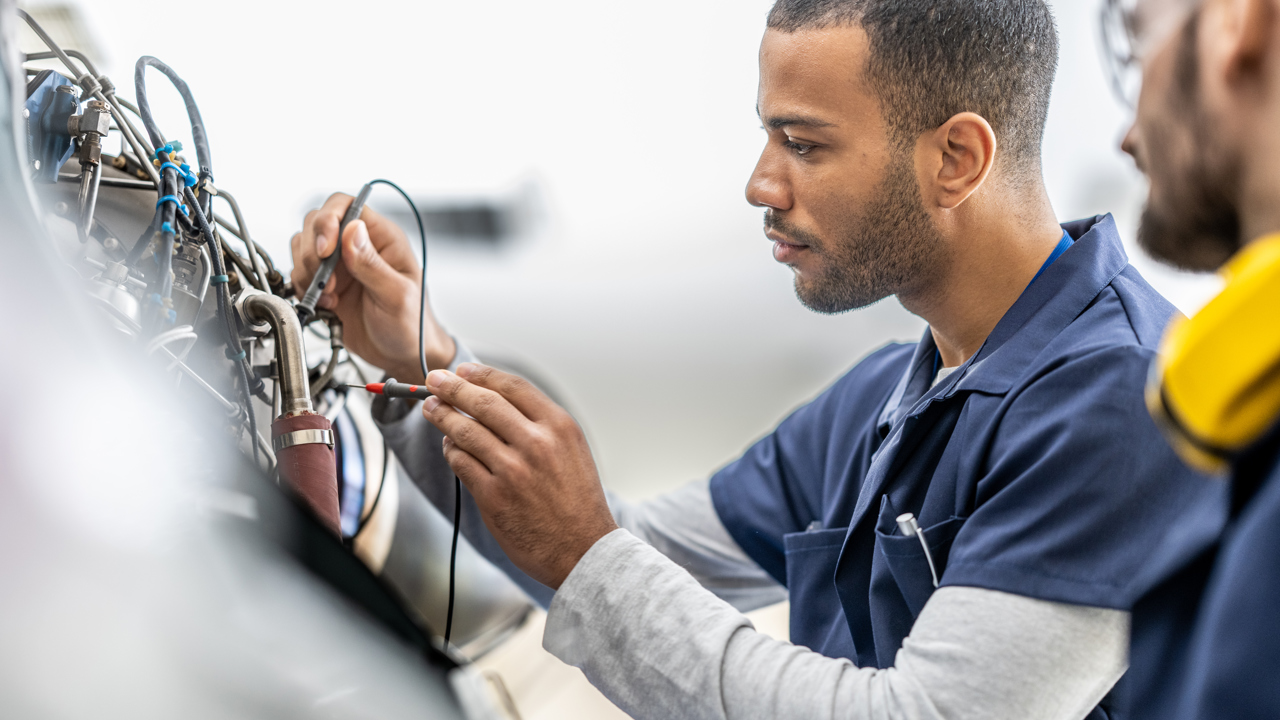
1148,234 -> 1280,474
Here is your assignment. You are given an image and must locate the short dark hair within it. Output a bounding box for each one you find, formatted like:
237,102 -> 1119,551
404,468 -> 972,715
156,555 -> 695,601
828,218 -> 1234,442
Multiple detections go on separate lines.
767,0 -> 1059,174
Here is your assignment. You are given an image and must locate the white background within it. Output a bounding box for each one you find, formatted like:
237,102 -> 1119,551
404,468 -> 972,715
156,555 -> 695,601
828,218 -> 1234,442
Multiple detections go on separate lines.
32,0 -> 1223,498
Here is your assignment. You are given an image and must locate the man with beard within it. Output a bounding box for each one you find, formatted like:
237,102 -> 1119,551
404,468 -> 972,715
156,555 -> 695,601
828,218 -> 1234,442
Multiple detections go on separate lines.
293,1 -> 1214,717
1101,0 -> 1280,717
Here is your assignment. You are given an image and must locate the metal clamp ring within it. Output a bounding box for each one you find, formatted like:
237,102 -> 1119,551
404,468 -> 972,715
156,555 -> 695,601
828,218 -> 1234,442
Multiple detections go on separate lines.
272,428 -> 334,452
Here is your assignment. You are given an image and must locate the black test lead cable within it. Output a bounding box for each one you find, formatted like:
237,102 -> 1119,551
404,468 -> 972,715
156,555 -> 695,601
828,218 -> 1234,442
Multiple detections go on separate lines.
341,179 -> 463,649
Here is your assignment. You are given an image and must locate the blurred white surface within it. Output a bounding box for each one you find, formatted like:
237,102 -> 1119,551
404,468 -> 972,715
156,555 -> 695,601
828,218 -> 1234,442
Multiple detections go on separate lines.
36,0 -> 1222,499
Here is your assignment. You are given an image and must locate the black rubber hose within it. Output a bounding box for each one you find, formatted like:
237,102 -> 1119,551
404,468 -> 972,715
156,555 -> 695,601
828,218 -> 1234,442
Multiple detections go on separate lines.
184,185 -> 260,467
125,212 -> 160,266
155,169 -> 178,300
133,56 -> 211,178
129,167 -> 179,319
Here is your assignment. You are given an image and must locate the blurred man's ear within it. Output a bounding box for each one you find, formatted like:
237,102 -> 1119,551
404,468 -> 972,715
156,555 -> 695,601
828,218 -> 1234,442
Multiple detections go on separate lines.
921,112 -> 997,211
1220,0 -> 1276,82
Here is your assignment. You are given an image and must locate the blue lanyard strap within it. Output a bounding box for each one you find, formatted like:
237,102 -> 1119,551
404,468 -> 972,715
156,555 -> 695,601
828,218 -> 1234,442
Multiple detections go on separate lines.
1029,231 -> 1074,287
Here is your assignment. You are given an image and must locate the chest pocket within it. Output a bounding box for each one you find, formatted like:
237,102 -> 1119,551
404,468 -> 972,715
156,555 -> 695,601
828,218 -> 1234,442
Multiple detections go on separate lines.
784,527 -> 856,658
873,498 -> 966,618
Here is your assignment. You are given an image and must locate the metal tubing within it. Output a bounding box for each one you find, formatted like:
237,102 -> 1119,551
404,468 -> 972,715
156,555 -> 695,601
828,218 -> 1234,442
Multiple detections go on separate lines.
242,293 -> 313,417
97,93 -> 160,185
195,244 -> 212,304
218,190 -> 269,291
23,49 -> 99,78
77,162 -> 101,242
17,10 -> 93,93
59,172 -> 151,190
215,212 -> 277,280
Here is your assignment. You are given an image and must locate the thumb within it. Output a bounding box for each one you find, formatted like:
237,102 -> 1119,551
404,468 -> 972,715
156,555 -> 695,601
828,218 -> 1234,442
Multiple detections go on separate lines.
342,219 -> 409,296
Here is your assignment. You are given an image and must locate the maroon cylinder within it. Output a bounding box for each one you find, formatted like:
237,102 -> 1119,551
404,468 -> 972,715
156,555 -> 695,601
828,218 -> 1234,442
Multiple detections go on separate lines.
272,413 -> 340,536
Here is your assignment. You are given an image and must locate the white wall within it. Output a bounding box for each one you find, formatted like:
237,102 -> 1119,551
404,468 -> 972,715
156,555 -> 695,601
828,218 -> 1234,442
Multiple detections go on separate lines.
46,0 -> 1220,498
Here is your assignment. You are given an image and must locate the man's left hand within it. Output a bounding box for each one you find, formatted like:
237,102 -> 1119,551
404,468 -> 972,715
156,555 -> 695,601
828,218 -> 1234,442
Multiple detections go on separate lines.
421,364 -> 618,589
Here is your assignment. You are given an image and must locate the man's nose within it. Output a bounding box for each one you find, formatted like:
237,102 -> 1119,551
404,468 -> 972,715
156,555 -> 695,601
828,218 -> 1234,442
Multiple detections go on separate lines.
1121,121 -> 1145,173
746,148 -> 792,210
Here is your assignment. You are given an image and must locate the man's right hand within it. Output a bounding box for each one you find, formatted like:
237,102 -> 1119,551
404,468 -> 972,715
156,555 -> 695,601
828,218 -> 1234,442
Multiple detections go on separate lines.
290,193 -> 455,383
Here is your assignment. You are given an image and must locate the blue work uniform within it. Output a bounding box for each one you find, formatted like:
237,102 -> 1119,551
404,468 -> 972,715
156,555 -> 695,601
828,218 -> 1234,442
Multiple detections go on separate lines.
1126,429 -> 1277,719
710,215 -> 1216,718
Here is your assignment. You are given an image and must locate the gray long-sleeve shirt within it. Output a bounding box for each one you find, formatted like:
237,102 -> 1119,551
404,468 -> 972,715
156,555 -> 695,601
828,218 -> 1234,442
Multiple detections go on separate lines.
372,344 -> 1128,720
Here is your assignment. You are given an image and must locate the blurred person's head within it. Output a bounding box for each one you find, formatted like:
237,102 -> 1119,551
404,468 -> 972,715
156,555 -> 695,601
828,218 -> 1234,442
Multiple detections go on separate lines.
1119,0 -> 1280,270
747,0 -> 1060,314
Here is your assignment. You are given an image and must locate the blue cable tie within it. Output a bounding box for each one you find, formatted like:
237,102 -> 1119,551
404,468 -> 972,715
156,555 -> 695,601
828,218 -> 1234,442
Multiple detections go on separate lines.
161,221 -> 174,234
167,309 -> 178,324
226,348 -> 247,362
156,195 -> 189,216
149,293 -> 163,305
211,274 -> 230,285
152,143 -> 172,161
159,161 -> 198,188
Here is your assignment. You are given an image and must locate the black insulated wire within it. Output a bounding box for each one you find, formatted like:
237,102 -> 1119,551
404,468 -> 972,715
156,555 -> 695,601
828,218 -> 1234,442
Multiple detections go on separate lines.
368,179 -> 428,382
364,178 -> 461,648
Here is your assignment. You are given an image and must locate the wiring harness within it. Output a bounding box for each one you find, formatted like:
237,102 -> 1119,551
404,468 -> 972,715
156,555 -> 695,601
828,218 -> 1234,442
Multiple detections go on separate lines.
18,10 -> 461,650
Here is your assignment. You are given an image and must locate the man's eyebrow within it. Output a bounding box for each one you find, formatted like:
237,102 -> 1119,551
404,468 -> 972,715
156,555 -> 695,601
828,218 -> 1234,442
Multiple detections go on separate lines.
758,112 -> 837,130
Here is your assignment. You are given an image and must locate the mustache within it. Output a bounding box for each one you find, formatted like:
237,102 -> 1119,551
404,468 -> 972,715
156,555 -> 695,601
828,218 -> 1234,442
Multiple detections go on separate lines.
764,212 -> 822,247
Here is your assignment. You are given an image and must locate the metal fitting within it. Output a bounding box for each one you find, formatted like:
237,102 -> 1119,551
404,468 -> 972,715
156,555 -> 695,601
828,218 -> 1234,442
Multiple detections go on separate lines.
235,289 -> 314,417
76,73 -> 100,98
232,287 -> 272,337
101,260 -> 130,286
75,100 -> 112,138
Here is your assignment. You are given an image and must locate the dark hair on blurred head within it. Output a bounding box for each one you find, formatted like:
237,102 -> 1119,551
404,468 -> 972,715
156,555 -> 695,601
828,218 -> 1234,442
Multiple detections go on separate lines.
767,0 -> 1059,177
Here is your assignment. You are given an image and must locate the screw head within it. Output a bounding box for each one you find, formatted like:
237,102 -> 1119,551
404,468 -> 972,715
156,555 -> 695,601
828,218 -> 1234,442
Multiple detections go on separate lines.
103,237 -> 120,251
32,160 -> 40,170
21,108 -> 29,119
53,201 -> 69,215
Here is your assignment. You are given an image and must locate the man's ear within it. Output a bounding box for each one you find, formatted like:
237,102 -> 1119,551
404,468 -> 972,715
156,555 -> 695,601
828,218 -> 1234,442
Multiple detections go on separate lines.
919,112 -> 997,210
1221,0 -> 1276,81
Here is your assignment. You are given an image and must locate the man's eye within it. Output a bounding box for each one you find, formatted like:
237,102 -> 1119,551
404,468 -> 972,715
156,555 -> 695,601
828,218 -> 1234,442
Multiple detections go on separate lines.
784,140 -> 816,156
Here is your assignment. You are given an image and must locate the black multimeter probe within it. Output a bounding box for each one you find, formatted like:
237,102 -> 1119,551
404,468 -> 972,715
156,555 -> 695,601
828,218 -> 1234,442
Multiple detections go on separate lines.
346,380 -> 431,400
296,182 -> 374,321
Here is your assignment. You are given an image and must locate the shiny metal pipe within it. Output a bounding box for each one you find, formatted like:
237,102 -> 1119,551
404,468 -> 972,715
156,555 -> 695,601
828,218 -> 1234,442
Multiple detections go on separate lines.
195,244 -> 212,304
218,190 -> 269,291
77,162 -> 101,242
97,95 -> 160,186
242,293 -> 313,417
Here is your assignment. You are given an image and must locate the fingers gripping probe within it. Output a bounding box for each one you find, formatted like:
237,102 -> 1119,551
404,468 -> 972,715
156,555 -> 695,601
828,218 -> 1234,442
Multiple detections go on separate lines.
297,182 -> 374,321
897,513 -> 940,588
345,380 -> 431,400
